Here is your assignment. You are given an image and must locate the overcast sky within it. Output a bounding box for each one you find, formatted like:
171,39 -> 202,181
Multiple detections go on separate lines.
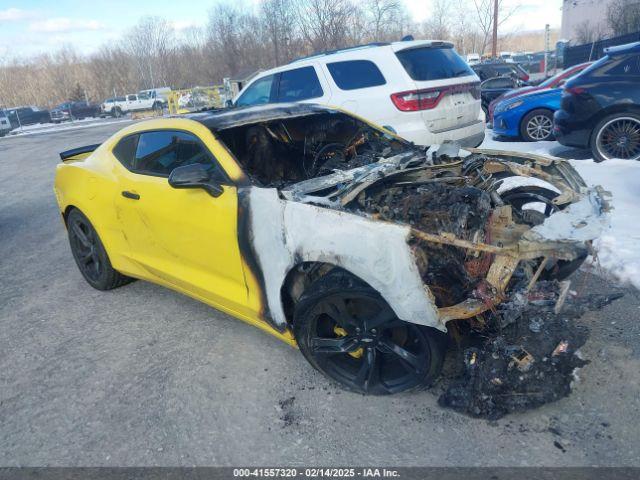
0,0 -> 564,58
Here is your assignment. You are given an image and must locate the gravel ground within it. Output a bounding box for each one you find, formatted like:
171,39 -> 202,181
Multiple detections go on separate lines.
0,122 -> 639,467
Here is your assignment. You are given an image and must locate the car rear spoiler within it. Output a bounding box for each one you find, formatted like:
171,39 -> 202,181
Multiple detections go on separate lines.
59,143 -> 101,162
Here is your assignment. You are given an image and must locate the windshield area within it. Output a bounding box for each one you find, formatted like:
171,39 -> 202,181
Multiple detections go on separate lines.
396,46 -> 474,81
215,111 -> 411,188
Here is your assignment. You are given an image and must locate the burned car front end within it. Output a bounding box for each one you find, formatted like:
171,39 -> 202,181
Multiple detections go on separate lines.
197,104 -> 614,406
279,144 -> 609,331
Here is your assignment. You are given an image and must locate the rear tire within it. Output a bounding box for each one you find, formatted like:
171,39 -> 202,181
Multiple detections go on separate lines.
67,209 -> 134,290
591,113 -> 640,162
293,270 -> 446,395
520,109 -> 554,142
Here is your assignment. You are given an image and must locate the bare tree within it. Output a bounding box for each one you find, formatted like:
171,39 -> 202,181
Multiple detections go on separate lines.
260,0 -> 300,66
472,0 -> 519,55
607,0 -> 640,36
363,0 -> 403,41
575,20 -> 607,44
297,0 -> 357,52
125,16 -> 176,89
422,0 -> 450,40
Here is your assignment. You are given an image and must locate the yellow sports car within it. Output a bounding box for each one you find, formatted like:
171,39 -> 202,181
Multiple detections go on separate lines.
54,104 -> 607,394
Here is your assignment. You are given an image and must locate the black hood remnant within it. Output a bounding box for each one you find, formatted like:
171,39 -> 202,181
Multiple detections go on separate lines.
439,282 -> 624,419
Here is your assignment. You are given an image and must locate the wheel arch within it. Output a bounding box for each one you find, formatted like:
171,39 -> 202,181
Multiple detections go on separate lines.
279,261 -> 367,326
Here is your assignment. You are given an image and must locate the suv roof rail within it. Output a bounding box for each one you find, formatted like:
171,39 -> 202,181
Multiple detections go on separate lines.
289,42 -> 390,64
604,41 -> 640,56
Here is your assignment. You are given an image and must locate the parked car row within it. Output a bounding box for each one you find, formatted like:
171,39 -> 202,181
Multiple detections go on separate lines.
489,41 -> 640,162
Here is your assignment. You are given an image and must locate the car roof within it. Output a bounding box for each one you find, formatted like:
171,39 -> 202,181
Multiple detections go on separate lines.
288,39 -> 453,65
188,103 -> 337,131
604,41 -> 640,56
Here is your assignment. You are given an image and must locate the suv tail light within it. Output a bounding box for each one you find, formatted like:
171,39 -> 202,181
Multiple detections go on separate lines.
565,86 -> 586,96
391,89 -> 443,111
391,83 -> 480,112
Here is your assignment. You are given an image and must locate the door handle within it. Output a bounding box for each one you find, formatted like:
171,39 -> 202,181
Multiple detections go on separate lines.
121,191 -> 140,200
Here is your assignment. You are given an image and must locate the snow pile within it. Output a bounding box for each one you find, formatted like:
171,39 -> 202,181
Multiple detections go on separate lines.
568,158 -> 640,290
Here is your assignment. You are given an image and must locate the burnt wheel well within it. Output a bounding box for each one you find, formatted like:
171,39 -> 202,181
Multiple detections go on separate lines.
280,262 -> 373,325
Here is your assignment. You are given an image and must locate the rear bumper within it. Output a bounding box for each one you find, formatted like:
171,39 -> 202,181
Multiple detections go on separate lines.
553,109 -> 591,148
399,118 -> 486,147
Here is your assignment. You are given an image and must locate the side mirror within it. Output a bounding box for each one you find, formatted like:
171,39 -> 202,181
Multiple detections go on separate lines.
168,163 -> 224,198
225,99 -> 233,108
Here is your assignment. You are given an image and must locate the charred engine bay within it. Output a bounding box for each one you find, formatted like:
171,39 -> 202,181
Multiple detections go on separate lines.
354,182 -> 493,307
439,283 -> 624,419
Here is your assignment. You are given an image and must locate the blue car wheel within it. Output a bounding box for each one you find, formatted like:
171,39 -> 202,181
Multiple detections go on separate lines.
520,109 -> 554,142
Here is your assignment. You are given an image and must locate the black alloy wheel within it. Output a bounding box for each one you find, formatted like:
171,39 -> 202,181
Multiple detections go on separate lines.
294,270 -> 445,395
67,209 -> 133,290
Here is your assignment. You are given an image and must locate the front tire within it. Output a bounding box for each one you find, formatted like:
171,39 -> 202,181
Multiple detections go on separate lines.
293,270 -> 446,395
67,209 -> 133,290
591,113 -> 640,162
520,109 -> 554,142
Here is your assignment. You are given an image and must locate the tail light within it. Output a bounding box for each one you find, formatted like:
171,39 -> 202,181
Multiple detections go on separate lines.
565,86 -> 586,96
391,89 -> 443,111
391,82 -> 480,112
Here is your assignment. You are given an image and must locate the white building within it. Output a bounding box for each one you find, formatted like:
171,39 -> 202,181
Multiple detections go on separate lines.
561,0 -> 615,43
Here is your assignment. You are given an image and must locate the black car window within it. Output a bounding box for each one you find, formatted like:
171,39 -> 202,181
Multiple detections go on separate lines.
236,74 -> 276,107
133,130 -> 226,180
127,95 -> 137,101
396,46 -> 473,81
276,66 -> 323,102
327,60 -> 386,90
112,134 -> 139,169
116,96 -> 126,102
482,77 -> 515,89
605,55 -> 640,76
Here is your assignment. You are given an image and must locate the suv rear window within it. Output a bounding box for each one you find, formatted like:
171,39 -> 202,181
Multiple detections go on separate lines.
396,46 -> 473,81
276,67 -> 323,102
327,60 -> 386,90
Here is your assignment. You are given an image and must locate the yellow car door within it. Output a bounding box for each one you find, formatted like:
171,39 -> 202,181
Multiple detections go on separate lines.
113,129 -> 253,318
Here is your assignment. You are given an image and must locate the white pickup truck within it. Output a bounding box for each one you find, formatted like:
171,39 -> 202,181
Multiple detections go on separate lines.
100,93 -> 163,117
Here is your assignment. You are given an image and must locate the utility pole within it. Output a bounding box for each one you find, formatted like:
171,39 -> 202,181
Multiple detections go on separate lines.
544,23 -> 550,77
492,0 -> 499,58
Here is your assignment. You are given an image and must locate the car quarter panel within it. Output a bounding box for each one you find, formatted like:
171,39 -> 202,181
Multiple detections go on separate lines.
244,187 -> 442,331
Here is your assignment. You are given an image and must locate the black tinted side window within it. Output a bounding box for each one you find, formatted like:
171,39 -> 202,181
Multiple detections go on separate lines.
327,60 -> 386,90
606,55 -> 640,76
112,134 -> 139,169
276,66 -> 323,102
134,131 -> 223,178
483,77 -> 515,89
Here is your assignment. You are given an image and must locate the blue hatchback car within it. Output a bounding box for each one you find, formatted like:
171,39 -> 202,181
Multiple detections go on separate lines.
492,88 -> 562,142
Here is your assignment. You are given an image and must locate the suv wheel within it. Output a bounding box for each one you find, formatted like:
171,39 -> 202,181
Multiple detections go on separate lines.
294,270 -> 446,395
520,109 -> 554,142
591,113 -> 640,162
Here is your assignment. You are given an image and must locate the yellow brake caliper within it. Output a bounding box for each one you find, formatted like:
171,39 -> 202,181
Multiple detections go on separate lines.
334,326 -> 364,359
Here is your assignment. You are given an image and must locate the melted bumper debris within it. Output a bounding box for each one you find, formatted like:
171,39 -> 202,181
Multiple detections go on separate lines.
439,283 -> 624,419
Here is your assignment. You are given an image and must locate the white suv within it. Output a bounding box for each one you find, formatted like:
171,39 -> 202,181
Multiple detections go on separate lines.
233,40 -> 485,147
